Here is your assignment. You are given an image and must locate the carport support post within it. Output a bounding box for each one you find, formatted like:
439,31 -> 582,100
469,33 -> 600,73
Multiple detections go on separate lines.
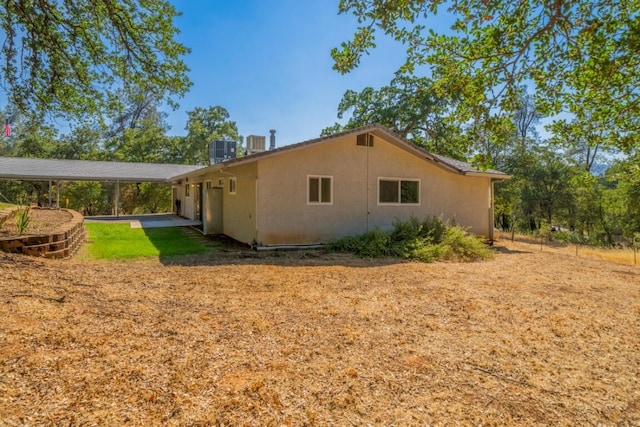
56,181 -> 60,208
115,180 -> 120,218
48,180 -> 52,208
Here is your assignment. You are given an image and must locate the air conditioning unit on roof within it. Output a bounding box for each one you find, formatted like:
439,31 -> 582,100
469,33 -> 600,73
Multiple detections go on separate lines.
208,140 -> 237,164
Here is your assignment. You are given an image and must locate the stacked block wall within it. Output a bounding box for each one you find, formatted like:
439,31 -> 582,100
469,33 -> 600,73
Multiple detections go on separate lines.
0,208 -> 85,259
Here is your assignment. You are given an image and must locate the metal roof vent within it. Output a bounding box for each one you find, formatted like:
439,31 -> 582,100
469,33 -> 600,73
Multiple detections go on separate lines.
269,129 -> 276,150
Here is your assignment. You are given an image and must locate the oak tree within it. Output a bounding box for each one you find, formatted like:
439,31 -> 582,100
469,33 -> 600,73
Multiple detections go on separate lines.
332,0 -> 639,151
322,74 -> 467,158
0,0 -> 191,119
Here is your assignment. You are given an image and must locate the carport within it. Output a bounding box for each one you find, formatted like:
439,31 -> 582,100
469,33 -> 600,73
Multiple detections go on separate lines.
0,157 -> 201,217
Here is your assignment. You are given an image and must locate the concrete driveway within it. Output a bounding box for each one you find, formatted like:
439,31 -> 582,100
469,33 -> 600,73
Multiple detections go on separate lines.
84,213 -> 201,229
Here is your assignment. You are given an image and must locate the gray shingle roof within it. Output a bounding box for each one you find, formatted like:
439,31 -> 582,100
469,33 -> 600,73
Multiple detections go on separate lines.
0,157 -> 202,182
0,124 -> 509,184
213,124 -> 509,179
428,153 -> 506,176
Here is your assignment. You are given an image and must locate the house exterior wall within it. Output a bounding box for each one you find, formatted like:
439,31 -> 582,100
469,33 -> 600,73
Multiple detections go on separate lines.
220,162 -> 258,244
365,138 -> 492,236
254,134 -> 368,245
242,133 -> 492,246
199,172 -> 224,235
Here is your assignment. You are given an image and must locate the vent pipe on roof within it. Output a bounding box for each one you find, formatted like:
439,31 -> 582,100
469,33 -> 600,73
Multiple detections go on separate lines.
269,129 -> 276,150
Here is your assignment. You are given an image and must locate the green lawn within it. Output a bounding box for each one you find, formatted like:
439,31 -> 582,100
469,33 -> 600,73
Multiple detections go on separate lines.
85,223 -> 208,259
0,202 -> 15,209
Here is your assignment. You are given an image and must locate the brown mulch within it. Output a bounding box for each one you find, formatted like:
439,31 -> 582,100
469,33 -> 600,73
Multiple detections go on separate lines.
0,235 -> 639,425
0,208 -> 72,237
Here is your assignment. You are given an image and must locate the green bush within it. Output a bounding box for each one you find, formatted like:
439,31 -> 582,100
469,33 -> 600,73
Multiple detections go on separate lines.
329,229 -> 391,258
419,216 -> 448,243
328,217 -> 493,263
549,230 -> 571,242
439,226 -> 493,261
404,237 -> 443,262
15,198 -> 31,235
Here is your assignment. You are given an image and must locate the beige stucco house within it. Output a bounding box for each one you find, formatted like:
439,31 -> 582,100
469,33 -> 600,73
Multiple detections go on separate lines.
169,124 -> 509,247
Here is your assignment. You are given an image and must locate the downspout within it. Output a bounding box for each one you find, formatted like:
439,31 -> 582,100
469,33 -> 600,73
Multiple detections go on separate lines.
489,179 -> 497,243
255,177 -> 259,245
366,137 -> 370,231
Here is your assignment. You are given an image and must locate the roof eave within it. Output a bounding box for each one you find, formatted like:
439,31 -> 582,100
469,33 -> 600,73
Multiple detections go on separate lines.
465,172 -> 512,179
0,174 -> 172,182
167,163 -> 222,182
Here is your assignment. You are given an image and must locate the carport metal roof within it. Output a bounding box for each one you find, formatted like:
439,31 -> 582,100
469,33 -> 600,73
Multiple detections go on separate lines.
0,157 -> 202,182
0,157 -> 204,217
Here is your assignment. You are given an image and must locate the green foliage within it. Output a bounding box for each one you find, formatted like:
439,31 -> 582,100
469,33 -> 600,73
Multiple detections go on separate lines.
549,230 -> 572,243
496,145 -> 579,232
609,154 -> 640,237
328,217 -> 492,262
85,223 -> 207,259
537,220 -> 552,247
14,198 -> 31,235
333,0 -> 639,152
494,141 -> 637,247
321,74 -> 467,158
60,181 -> 111,216
185,106 -> 239,165
404,241 -> 443,263
131,183 -> 171,214
329,229 -> 393,258
439,226 -> 493,262
0,0 -> 191,120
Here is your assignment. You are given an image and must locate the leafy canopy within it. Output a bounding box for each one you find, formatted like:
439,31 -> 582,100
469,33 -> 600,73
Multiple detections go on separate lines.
185,106 -> 239,165
0,0 -> 191,120
332,0 -> 640,151
322,73 -> 467,157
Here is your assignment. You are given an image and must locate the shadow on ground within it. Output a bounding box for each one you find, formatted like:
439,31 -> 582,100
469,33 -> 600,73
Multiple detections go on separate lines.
153,228 -> 521,269
154,229 -> 409,268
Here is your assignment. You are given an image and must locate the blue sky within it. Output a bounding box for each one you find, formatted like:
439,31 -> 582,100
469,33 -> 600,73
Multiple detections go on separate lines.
166,1 -> 410,146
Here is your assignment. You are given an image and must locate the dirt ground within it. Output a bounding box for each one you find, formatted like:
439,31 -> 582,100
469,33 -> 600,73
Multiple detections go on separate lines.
0,208 -> 72,237
1,232 -> 639,426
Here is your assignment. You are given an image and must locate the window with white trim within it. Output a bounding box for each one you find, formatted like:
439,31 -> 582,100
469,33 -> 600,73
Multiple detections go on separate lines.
205,180 -> 212,190
229,177 -> 237,195
378,178 -> 420,205
308,175 -> 332,204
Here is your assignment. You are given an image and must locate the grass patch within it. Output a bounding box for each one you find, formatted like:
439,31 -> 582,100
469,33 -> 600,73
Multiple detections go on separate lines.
328,216 -> 493,262
85,223 -> 208,259
0,202 -> 16,209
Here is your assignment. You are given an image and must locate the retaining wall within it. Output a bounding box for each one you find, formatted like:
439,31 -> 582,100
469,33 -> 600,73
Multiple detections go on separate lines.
0,208 -> 85,259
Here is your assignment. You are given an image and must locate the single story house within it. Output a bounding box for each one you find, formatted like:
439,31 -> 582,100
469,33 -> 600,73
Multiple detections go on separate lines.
169,124 -> 509,247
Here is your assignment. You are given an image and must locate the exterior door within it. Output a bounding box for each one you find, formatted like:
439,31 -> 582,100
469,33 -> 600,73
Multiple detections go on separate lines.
204,187 -> 223,234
